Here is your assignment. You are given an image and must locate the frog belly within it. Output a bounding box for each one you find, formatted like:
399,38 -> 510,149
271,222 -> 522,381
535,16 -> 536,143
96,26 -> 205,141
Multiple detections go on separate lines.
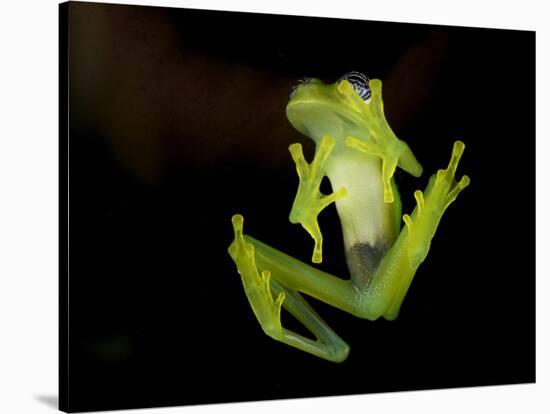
325,148 -> 399,288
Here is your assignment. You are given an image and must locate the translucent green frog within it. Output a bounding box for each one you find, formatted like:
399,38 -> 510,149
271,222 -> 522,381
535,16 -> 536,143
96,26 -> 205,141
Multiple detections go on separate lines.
228,72 -> 470,362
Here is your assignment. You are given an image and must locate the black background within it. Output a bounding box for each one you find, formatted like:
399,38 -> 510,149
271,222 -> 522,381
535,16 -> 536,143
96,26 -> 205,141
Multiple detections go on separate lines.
61,1 -> 535,412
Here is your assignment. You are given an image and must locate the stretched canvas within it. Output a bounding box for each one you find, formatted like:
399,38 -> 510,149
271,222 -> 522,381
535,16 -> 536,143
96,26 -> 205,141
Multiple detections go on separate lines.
59,1 -> 535,412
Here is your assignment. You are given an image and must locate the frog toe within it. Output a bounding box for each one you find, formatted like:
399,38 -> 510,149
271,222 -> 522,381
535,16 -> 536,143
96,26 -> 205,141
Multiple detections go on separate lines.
289,135 -> 347,263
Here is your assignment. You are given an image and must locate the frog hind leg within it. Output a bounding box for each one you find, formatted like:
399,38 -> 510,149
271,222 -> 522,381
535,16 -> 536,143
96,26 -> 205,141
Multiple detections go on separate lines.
228,214 -> 350,363
363,141 -> 470,320
271,279 -> 350,363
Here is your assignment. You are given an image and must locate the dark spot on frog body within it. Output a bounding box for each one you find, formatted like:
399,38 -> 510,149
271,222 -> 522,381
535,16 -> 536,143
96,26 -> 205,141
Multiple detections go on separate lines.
346,242 -> 389,288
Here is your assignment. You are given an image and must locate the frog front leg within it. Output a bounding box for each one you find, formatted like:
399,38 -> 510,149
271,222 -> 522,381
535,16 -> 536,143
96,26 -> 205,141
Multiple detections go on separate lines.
228,215 -> 350,362
361,140 -> 470,320
288,134 -> 347,264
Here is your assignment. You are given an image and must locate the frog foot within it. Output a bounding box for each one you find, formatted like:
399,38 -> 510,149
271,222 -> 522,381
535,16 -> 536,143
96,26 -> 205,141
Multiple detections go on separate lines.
343,78 -> 423,203
228,214 -> 285,340
288,135 -> 348,264
402,140 -> 470,269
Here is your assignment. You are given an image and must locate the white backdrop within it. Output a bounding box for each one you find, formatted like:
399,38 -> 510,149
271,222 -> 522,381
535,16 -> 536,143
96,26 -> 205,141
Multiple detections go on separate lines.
0,0 -> 547,413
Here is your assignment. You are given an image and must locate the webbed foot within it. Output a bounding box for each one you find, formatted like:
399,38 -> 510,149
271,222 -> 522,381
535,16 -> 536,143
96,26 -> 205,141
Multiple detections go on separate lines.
402,140 -> 470,269
365,140 -> 470,320
228,214 -> 285,339
288,135 -> 347,263
343,78 -> 423,203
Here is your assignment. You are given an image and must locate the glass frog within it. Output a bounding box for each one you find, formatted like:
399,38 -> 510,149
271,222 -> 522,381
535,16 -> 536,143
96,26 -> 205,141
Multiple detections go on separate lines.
228,72 -> 470,362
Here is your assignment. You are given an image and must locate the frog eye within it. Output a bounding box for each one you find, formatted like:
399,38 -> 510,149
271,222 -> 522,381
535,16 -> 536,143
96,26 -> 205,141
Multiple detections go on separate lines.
289,77 -> 312,99
338,71 -> 371,102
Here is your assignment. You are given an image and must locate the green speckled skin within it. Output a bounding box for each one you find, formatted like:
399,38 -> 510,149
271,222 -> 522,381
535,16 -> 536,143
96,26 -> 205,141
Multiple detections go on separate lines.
228,76 -> 469,362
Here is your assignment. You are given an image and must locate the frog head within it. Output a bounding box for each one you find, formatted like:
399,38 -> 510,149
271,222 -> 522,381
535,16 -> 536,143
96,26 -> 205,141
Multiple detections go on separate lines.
286,72 -> 375,150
